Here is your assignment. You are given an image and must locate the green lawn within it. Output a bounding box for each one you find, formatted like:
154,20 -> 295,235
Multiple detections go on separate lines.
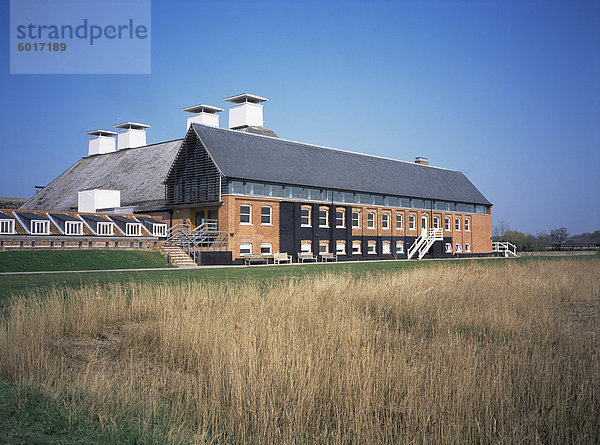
0,249 -> 172,273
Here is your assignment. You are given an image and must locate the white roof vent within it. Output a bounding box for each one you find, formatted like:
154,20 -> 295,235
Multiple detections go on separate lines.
113,122 -> 150,149
85,129 -> 118,156
78,189 -> 121,213
182,104 -> 223,129
223,93 -> 268,129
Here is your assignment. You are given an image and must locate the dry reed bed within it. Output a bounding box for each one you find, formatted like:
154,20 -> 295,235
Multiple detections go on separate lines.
1,259 -> 599,443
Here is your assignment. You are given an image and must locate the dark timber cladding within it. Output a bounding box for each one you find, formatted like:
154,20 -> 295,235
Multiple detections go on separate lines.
164,127 -> 222,206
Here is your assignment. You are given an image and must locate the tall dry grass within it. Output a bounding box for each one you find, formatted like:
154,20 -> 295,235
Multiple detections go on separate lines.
1,259 -> 599,443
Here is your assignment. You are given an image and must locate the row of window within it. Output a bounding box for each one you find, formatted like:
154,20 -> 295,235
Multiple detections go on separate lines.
239,240 -> 472,256
0,218 -> 165,237
229,180 -> 490,214
298,207 -> 471,232
240,205 -> 272,225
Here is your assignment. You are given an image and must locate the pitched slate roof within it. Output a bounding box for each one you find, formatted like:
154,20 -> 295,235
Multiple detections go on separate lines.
21,140 -> 182,211
191,124 -> 491,205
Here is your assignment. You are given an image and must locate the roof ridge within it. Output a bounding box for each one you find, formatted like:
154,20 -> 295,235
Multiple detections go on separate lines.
191,123 -> 459,173
82,138 -> 183,159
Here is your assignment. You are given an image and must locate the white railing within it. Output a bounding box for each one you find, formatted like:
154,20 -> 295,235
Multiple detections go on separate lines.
493,241 -> 517,257
408,228 -> 444,260
165,219 -> 228,261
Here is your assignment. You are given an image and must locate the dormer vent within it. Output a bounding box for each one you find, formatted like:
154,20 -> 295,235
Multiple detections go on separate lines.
85,129 -> 118,156
113,122 -> 150,149
223,93 -> 268,129
181,104 -> 223,129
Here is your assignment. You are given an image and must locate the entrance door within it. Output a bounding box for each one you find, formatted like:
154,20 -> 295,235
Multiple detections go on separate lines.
195,209 -> 219,230
421,216 -> 428,235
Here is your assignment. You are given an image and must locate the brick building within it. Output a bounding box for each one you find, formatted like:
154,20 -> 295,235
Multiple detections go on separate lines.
20,93 -> 492,263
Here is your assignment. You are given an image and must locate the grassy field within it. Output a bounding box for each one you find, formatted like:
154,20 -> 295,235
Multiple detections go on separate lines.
0,249 -> 172,273
0,257 -> 598,444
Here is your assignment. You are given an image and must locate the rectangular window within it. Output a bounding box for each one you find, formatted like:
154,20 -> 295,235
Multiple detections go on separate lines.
395,213 -> 403,230
336,241 -> 346,255
260,243 -> 272,254
409,215 -> 415,230
445,217 -> 451,231
153,224 -> 167,237
126,224 -> 141,236
465,243 -> 471,252
382,213 -> 390,230
395,240 -> 404,254
300,207 -> 311,227
231,180 -> 245,194
352,211 -> 360,228
261,206 -> 272,225
31,220 -> 50,235
319,208 -> 329,227
455,218 -> 461,231
65,221 -> 82,235
0,220 -> 15,234
240,243 -> 252,255
465,218 -> 470,232
319,240 -> 329,254
367,241 -> 377,254
97,222 -> 113,235
367,212 -> 375,229
240,205 -> 252,224
301,241 -> 312,253
336,209 -> 345,228
445,243 -> 453,253
352,241 -> 361,254
433,216 -> 440,229
456,243 -> 462,252
382,241 -> 391,254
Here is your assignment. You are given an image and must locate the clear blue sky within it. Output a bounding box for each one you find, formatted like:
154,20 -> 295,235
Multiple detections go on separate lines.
1,0 -> 599,235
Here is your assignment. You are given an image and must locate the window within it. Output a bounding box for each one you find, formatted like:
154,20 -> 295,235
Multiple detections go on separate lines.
261,206 -> 272,225
336,209 -> 345,228
319,240 -> 329,254
240,205 -> 252,224
409,215 -> 415,230
352,211 -> 360,228
301,241 -> 312,253
153,224 -> 167,237
382,241 -> 391,254
65,221 -> 82,235
433,216 -> 440,229
396,213 -> 403,230
367,241 -> 377,254
455,218 -> 461,231
31,220 -> 50,235
336,241 -> 346,255
126,224 -> 142,236
367,212 -> 375,229
240,243 -> 252,255
352,241 -> 361,254
382,213 -> 390,230
445,217 -> 451,231
301,207 -> 311,227
395,240 -> 404,254
319,208 -> 329,227
0,220 -> 15,234
97,222 -> 113,235
465,243 -> 471,252
456,243 -> 462,253
465,218 -> 470,232
260,243 -> 272,254
445,243 -> 453,253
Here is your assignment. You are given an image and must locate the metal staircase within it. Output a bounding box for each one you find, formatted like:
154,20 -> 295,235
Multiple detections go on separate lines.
164,220 -> 229,264
407,228 -> 444,260
492,241 -> 518,257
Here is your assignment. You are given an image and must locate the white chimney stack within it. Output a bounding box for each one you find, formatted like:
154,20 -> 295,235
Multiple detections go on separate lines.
223,93 -> 269,129
85,129 -> 118,156
182,104 -> 223,129
113,122 -> 150,149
